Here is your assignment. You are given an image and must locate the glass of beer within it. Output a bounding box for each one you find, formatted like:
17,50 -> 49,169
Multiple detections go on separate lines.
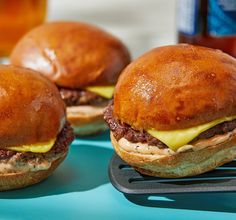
0,0 -> 47,58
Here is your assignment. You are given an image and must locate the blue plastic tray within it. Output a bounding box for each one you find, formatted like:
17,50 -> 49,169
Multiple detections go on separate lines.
0,131 -> 236,220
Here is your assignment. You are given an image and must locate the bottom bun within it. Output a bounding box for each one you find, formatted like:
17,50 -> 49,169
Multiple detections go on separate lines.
111,132 -> 236,178
67,105 -> 108,136
0,154 -> 66,191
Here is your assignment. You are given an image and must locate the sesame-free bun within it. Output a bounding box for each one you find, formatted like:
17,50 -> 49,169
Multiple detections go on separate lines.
67,105 -> 107,136
10,21 -> 131,88
114,44 -> 236,131
111,132 -> 236,178
0,65 -> 65,147
0,154 -> 66,191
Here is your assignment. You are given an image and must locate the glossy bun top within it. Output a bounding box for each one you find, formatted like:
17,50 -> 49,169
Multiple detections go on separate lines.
0,65 -> 65,147
10,21 -> 131,88
114,44 -> 236,131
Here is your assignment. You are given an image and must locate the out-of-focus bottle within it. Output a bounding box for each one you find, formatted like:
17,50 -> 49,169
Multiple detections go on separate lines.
177,0 -> 236,57
0,0 -> 47,58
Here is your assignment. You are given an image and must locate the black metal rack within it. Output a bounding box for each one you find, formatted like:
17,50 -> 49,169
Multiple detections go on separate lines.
109,153 -> 236,195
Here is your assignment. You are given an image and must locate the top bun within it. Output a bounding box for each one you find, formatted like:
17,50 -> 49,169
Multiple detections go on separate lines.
10,21 -> 131,88
114,44 -> 236,131
0,65 -> 65,147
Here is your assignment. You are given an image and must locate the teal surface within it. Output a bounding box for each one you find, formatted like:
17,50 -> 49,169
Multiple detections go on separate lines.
0,131 -> 236,220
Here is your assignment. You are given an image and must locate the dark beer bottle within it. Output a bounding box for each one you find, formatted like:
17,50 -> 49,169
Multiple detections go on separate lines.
177,0 -> 236,57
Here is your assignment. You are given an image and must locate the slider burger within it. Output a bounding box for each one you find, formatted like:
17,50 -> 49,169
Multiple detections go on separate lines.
10,21 -> 131,135
0,65 -> 74,190
104,44 -> 236,178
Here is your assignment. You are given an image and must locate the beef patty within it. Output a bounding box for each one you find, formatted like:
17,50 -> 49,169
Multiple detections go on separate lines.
59,87 -> 109,106
104,103 -> 236,148
0,122 -> 74,160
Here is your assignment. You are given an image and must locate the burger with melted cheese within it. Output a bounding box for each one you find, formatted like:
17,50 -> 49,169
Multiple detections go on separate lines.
0,65 -> 74,190
104,44 -> 236,178
10,21 -> 130,136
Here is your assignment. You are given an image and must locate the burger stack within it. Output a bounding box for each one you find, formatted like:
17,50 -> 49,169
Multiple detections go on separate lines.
104,44 -> 236,177
0,20 -> 235,191
0,65 -> 74,190
10,21 -> 131,136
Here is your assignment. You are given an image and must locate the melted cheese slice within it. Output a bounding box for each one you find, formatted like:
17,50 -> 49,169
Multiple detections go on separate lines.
6,139 -> 56,153
85,86 -> 114,99
148,116 -> 236,151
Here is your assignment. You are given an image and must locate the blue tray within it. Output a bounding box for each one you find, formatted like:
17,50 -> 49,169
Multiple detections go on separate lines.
0,131 -> 236,220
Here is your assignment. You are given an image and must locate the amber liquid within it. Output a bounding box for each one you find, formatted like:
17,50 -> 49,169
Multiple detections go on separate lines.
178,0 -> 236,57
178,35 -> 236,57
0,0 -> 47,57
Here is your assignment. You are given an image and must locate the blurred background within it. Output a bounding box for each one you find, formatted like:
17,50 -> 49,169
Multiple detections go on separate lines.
48,0 -> 176,58
0,0 -> 235,60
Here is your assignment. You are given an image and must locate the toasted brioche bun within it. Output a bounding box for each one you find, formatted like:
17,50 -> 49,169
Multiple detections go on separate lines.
10,21 -> 131,88
0,65 -> 72,190
0,65 -> 65,147
114,44 -> 236,131
0,154 -> 66,191
111,132 -> 236,178
110,44 -> 236,177
67,105 -> 107,135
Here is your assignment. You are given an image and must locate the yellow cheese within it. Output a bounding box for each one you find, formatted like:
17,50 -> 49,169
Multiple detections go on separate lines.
148,116 -> 236,151
85,86 -> 114,99
6,139 -> 56,153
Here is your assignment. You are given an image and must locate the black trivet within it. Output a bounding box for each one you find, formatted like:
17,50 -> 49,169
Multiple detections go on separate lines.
109,153 -> 236,195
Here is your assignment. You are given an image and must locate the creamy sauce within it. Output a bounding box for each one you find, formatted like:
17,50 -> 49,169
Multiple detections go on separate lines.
118,138 -> 175,157
0,152 -> 66,173
118,128 -> 236,156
